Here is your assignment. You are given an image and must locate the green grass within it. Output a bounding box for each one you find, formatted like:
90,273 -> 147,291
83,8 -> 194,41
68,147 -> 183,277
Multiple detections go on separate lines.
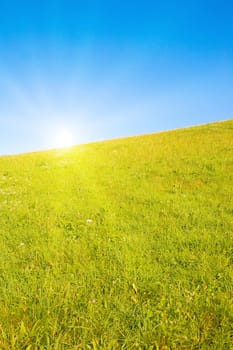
0,120 -> 232,349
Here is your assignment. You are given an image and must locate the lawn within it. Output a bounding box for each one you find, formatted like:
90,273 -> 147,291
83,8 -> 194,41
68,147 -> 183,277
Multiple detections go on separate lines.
0,120 -> 232,349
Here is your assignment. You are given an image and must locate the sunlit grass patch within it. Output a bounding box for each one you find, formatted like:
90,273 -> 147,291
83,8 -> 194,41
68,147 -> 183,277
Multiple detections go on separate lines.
0,120 -> 232,349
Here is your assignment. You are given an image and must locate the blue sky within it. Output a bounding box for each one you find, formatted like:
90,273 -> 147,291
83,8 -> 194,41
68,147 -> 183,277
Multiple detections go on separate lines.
0,0 -> 233,155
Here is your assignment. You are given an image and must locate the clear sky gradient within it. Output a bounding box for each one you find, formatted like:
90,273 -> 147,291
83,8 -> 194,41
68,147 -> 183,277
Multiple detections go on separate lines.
0,0 -> 233,155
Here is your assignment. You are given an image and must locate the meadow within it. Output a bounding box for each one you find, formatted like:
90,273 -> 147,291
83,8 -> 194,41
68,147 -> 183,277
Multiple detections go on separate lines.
0,120 -> 232,349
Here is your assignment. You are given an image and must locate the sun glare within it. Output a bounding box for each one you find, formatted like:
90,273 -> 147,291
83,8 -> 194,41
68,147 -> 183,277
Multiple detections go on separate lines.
53,128 -> 74,149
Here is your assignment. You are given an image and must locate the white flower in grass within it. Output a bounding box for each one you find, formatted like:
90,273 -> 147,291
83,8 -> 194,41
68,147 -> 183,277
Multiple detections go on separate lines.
86,219 -> 93,223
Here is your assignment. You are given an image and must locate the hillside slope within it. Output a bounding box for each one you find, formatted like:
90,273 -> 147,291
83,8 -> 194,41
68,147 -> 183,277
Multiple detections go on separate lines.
0,120 -> 233,349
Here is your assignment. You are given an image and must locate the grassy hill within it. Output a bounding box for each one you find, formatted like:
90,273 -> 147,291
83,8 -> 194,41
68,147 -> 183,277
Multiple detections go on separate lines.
0,120 -> 232,349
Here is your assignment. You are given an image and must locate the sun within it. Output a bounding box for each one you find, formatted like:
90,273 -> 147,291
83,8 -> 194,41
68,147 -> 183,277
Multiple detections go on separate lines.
53,128 -> 74,148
